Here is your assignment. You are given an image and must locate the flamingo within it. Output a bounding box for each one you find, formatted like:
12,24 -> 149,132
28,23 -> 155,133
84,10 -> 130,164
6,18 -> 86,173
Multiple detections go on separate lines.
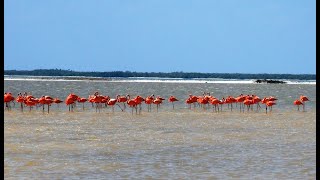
153,97 -> 163,112
65,94 -> 77,112
268,96 -> 278,101
197,96 -> 209,110
23,95 -> 38,111
235,95 -> 245,112
101,96 -> 110,108
117,95 -> 128,110
185,97 -> 193,109
293,100 -> 303,111
243,99 -> 253,112
145,94 -> 155,112
53,98 -> 63,108
218,98 -> 225,112
300,95 -> 309,111
224,96 -> 236,111
107,97 -> 124,113
44,96 -> 54,113
92,92 -> 103,112
88,95 -> 95,107
16,93 -> 25,111
24,99 -> 37,111
134,95 -> 145,114
127,95 -> 137,115
210,98 -> 220,112
266,101 -> 276,113
188,95 -> 198,108
252,95 -> 261,111
77,97 -> 87,110
4,93 -> 14,111
38,96 -> 47,113
168,96 -> 179,109
107,98 -> 117,113
203,94 -> 212,109
261,97 -> 269,114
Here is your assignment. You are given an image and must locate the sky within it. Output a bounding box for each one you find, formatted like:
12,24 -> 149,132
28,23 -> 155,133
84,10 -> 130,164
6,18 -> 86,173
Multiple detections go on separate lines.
4,0 -> 316,74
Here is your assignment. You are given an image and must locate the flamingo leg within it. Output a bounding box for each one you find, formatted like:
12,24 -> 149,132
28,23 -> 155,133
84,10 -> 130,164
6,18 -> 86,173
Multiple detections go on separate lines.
116,104 -> 124,112
265,105 -> 267,114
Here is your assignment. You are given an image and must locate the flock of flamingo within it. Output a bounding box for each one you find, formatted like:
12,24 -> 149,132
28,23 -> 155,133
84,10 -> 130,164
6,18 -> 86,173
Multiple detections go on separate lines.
4,92 -> 309,114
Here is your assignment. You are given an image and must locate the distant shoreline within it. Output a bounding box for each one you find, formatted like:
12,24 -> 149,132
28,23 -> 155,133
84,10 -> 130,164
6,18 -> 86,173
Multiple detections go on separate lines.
4,75 -> 316,84
4,69 -> 316,80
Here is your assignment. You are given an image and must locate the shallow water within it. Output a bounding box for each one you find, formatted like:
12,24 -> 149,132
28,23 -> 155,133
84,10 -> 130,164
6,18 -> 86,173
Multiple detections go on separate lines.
4,80 -> 316,179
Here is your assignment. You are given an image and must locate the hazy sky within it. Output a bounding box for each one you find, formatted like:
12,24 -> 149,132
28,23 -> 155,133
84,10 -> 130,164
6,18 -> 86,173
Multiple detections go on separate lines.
4,0 -> 316,74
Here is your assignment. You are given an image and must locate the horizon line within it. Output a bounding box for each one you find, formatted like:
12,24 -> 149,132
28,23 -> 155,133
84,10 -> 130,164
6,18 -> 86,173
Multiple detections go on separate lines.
4,69 -> 316,75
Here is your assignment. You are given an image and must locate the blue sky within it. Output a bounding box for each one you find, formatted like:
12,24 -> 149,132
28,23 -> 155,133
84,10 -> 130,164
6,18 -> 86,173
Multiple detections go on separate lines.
4,0 -> 316,74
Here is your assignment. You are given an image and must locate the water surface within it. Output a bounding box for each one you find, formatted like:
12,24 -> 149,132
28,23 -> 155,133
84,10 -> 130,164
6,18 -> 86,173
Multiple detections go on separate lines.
4,79 -> 316,179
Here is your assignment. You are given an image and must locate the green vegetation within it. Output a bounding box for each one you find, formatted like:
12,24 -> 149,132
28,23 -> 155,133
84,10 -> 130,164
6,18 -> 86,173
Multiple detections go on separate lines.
4,69 -> 316,80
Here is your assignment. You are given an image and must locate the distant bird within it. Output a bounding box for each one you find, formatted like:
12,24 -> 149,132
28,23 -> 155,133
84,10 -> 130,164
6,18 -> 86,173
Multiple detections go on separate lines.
210,98 -> 220,112
117,95 -> 128,110
107,98 -> 117,113
168,96 -> 179,109
145,94 -> 155,112
77,97 -> 87,110
300,95 -> 309,111
153,97 -> 163,112
127,95 -> 137,115
266,101 -> 276,113
293,100 -> 303,111
4,92 -> 14,111
16,94 -> 25,111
